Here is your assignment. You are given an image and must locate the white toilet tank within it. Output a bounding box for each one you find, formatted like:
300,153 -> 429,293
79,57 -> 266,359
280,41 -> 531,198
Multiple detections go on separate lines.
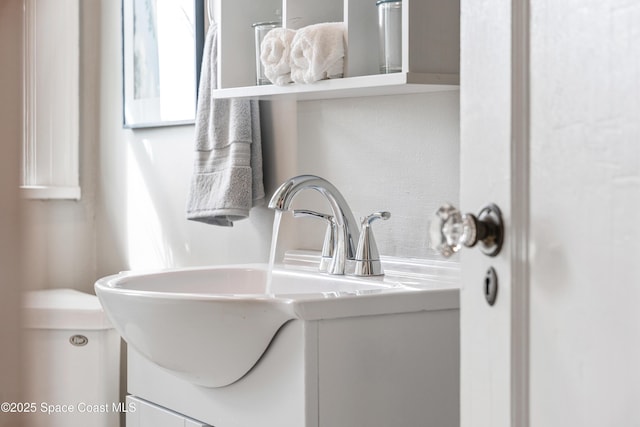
23,289 -> 121,427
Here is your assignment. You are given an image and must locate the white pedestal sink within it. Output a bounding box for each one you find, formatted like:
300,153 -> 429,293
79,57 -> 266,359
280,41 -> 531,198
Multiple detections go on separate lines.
96,252 -> 460,427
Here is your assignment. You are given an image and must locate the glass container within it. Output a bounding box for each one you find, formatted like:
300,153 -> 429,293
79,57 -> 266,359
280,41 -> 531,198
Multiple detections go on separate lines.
376,0 -> 402,73
252,21 -> 281,85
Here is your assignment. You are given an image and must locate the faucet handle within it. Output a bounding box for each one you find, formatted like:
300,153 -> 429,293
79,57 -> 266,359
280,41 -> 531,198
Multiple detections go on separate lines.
353,211 -> 390,276
292,209 -> 336,273
362,211 -> 391,226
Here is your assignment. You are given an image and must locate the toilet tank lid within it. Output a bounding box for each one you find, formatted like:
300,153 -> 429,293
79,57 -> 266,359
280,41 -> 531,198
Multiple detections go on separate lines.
22,289 -> 113,330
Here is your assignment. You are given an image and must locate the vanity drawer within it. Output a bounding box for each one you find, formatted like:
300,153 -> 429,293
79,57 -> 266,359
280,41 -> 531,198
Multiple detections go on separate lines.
126,396 -> 210,427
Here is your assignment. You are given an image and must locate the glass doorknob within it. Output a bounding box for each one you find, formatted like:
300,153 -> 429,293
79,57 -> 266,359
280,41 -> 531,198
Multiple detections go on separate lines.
429,203 -> 504,257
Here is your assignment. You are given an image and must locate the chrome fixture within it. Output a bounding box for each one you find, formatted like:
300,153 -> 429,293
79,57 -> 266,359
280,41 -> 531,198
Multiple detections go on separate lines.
354,211 -> 391,276
429,203 -> 504,257
269,175 -> 359,275
269,175 -> 388,276
293,209 -> 336,273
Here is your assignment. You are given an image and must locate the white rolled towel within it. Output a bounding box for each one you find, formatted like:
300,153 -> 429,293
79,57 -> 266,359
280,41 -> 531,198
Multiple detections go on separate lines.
290,22 -> 346,84
260,28 -> 296,86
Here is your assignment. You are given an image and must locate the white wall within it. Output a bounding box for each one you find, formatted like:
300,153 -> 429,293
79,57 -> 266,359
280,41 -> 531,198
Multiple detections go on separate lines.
0,0 -> 25,424
295,93 -> 460,259
22,0 -> 459,291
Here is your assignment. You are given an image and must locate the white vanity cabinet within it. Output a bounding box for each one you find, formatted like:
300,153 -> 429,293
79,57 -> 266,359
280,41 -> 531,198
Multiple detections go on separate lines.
127,304 -> 459,427
210,0 -> 459,99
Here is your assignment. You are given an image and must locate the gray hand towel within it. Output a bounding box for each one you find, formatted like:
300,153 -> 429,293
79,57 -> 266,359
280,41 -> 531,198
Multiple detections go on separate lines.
187,22 -> 265,226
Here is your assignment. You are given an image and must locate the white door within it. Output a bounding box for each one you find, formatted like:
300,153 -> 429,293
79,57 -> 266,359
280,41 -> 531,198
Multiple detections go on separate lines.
456,1 -> 640,426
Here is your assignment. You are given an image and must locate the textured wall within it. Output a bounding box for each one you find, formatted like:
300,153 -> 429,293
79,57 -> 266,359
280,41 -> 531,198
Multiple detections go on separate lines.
295,92 -> 460,259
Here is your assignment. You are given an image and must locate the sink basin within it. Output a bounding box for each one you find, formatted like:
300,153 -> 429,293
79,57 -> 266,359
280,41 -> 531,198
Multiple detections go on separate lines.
95,257 -> 458,388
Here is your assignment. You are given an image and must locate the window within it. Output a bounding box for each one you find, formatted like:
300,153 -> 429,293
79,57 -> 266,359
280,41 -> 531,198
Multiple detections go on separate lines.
22,0 -> 80,200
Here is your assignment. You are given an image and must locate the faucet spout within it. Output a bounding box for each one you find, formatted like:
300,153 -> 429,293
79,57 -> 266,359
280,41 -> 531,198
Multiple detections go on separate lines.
268,175 -> 360,275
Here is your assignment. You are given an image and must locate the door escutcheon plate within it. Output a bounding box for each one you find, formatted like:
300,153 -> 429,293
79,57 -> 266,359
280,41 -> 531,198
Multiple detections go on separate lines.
484,267 -> 498,306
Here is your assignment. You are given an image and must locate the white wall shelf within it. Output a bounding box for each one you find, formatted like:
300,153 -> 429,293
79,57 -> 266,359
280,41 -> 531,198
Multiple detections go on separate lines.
211,0 -> 460,101
212,72 -> 458,100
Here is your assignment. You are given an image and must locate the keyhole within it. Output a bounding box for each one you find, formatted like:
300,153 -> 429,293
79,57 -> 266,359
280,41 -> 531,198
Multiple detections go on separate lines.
484,267 -> 498,306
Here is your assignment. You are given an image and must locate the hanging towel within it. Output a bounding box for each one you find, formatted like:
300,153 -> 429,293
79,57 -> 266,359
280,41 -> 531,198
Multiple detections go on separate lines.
260,27 -> 297,86
290,22 -> 346,84
186,22 -> 265,226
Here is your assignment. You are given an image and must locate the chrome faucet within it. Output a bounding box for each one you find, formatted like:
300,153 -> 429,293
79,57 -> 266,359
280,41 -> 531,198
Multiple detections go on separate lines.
268,175 -> 361,275
292,209 -> 336,273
